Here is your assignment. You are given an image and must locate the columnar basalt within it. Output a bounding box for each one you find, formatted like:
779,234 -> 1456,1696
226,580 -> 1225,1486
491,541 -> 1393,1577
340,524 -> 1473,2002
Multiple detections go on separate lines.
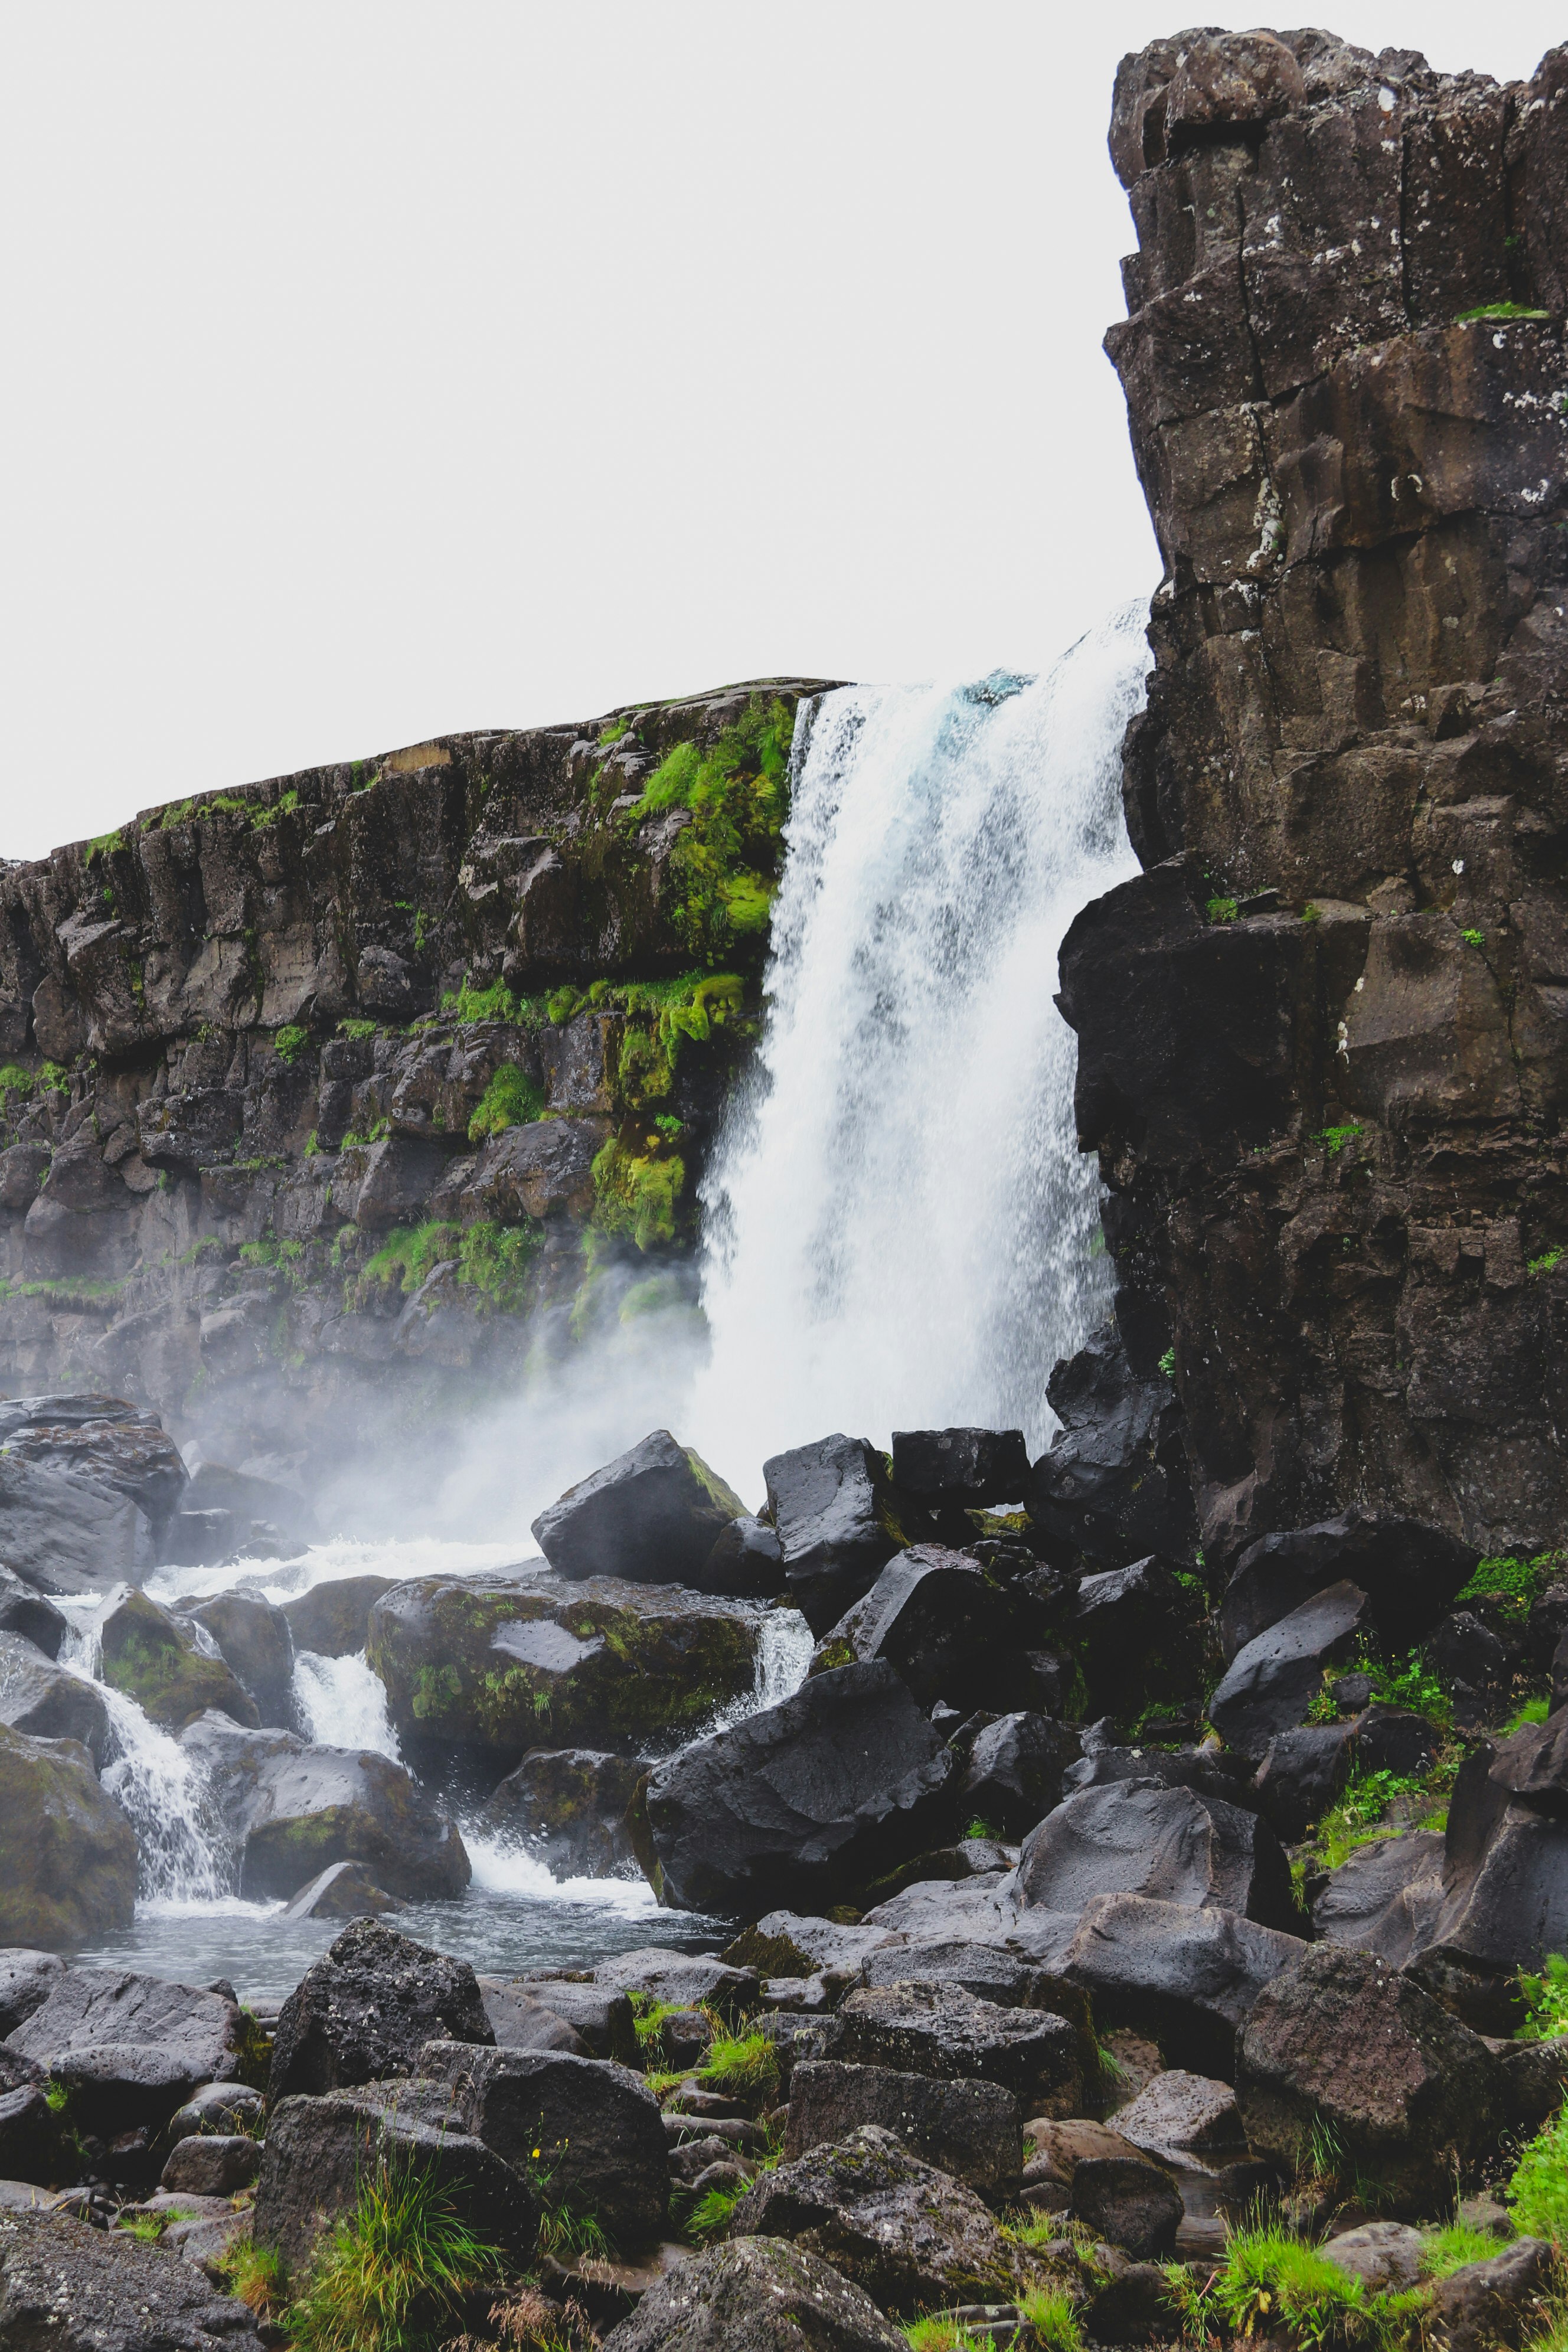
1063,29 -> 1568,1561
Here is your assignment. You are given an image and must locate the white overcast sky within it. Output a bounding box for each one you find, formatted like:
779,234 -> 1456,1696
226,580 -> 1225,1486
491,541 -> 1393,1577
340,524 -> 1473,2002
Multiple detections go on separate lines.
1,4 -> 1562,861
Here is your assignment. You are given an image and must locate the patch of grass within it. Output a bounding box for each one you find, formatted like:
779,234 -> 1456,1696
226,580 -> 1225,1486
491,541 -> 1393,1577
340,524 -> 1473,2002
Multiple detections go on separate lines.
0,1065 -> 35,1109
468,1063 -> 545,1143
1018,2285 -> 1084,2352
1317,1122 -> 1364,1156
683,2181 -> 747,2245
628,1991 -> 689,2054
1167,2223 -> 1429,2351
215,2237 -> 286,2319
338,1017 -> 379,1041
274,1024 -> 311,1064
1508,2106 -> 1568,2241
457,1219 -> 544,1312
622,698 -> 794,966
1530,1249 -> 1564,1278
1312,1765 -> 1448,1870
442,978 -> 527,1025
697,2032 -> 780,2109
286,2157 -> 502,2352
1457,302 -> 1550,322
592,1134 -> 684,1252
1517,1951 -> 1568,2043
1207,896 -> 1239,923
1462,927 -> 1486,949
534,2201 -> 613,2264
1158,1347 -> 1176,1377
964,1817 -> 1000,1842
904,2320 -> 994,2352
1505,1698 -> 1553,1735
1459,1549 -> 1568,1622
1419,2222 -> 1512,2279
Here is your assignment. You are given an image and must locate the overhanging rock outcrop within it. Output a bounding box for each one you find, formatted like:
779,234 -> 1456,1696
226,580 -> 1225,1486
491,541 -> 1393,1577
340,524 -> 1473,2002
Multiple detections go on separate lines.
1064,28 -> 1568,1563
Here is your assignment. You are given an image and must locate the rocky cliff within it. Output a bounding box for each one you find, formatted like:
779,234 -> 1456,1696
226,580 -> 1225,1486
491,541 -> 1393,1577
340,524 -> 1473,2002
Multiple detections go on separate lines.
1063,27 -> 1568,1563
0,682 -> 832,1488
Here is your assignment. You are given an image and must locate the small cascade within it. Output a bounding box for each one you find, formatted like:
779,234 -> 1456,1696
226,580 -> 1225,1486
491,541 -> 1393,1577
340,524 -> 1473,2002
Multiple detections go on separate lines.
95,1684 -> 231,1907
687,1603 -> 814,1743
292,1650 -> 403,1760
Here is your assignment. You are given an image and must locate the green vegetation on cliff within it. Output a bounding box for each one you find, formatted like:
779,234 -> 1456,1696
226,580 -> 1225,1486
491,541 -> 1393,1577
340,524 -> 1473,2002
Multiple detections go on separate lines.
625,696 -> 794,963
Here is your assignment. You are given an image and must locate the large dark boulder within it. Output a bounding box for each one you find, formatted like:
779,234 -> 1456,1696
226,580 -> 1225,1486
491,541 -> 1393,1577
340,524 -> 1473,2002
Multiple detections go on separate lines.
1028,1322 -> 1198,1568
0,2206 -> 264,2351
1219,1511 -> 1479,1661
255,2078 -> 538,2279
0,1398 -> 188,1598
173,1592 -> 293,1728
282,1574 -> 394,1658
1049,1893 -> 1307,2078
99,1587 -> 258,1732
728,2123 -> 1024,2317
889,1428 -> 1031,1507
531,1430 -> 744,1585
499,1979 -> 638,2063
1429,2240 -> 1556,2352
1073,1554 -> 1201,1714
807,1547 -> 1019,1713
1236,1944 -> 1502,2211
1427,1610 -> 1514,1729
1208,1581 -> 1371,1759
366,1572 -> 757,1777
9,1969 -> 248,2137
169,1460 -> 317,1563
593,1948 -> 759,2018
476,1746 -> 642,1877
633,1661 -> 955,1913
960,1711 -> 1083,1837
599,2236 -> 906,2352
0,1726 -> 136,1947
0,1570 -> 66,1660
835,1981 -> 1080,2115
422,2040 -> 669,2247
786,2059 -> 1021,2201
1310,1830 -> 1446,1966
0,1634 -> 109,1765
762,1435 -> 910,1634
690,1514 -> 788,1600
1251,1721 -> 1358,1841
1018,1778 -> 1298,1932
267,1919 -> 494,2098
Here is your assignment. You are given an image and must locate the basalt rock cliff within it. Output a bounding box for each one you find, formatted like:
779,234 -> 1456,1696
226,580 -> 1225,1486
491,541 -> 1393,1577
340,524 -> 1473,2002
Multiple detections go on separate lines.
0,683 -> 832,1488
1063,28 -> 1568,1563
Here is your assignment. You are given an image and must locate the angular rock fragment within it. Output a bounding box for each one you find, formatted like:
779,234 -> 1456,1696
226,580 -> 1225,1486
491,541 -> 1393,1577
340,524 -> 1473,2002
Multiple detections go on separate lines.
531,1430 -> 744,1586
0,1635 -> 108,1766
835,1981 -> 1079,2115
477,1746 -> 642,1877
599,2235 -> 906,2352
422,2041 -> 669,2247
960,1710 -> 1083,1837
690,1514 -> 788,1599
1208,1582 -> 1370,1759
1028,1322 -> 1197,1568
282,1573 -> 394,1658
763,1435 -> 907,1632
889,1427 -> 1031,1506
0,2206 -> 264,2350
99,1587 -> 257,1732
786,2059 -> 1021,2200
1219,1512 -> 1478,1660
267,1919 -> 493,2099
1055,1893 -> 1306,2077
10,1969 -> 249,2137
808,1546 -> 1018,1712
1018,1778 -> 1297,1931
0,1399 -> 188,1598
173,1591 -> 294,1728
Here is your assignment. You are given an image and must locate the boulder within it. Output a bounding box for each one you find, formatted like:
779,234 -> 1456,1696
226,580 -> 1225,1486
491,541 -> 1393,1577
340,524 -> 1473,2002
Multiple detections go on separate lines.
690,1515 -> 788,1600
785,2059 -> 1022,2201
267,1919 -> 494,2098
731,2123 -> 1024,2315
1018,1779 -> 1298,1932
1208,1582 -> 1371,1759
508,1979 -> 639,2064
0,2082 -> 58,2187
959,1711 -> 1083,1837
593,1949 -> 759,2020
1028,1322 -> 1197,1568
168,2080 -> 265,2137
859,1938 -> 1037,2008
1357,1705 -> 1442,1781
890,1427 -> 1032,1510
1429,2239 -> 1555,2352
1404,1720 -> 1568,2027
279,1861 -> 406,1920
160,2134 -> 262,2196
474,1983 -> 587,2056
99,1588 -> 258,1732
476,1746 -> 642,1877
1322,2220 -> 1428,2293
1113,2069 -> 1242,2163
1310,1831 -> 1446,1966
0,1569 -> 66,1660
531,1430 -> 745,1586
282,1574 -> 394,1658
730,1912 -> 891,1981
1427,1611 -> 1513,1728
858,1873 -> 1023,1944
835,1981 -> 1079,2115
598,2235 -> 906,2352
1061,1741 -> 1259,1811
1022,2119 -> 1182,2256
254,2079 -> 537,2277
0,1399 -> 188,1598
422,2041 -> 669,2248
0,1952 -> 67,2038
1236,1944 -> 1502,2211
9,1970 -> 247,2136
1073,1556 -> 1197,1714
0,2206 -> 264,2350
175,1461 -> 317,1560
0,1727 -> 136,1946
762,1435 -> 909,1633
1219,1512 -> 1478,1661
1054,1894 -> 1308,2078
0,1634 -> 109,1766
633,1661 -> 955,1913
1493,2036 -> 1568,2134
1251,1721 -> 1357,1840
366,1572 -> 758,1777
173,1593 -> 293,1728
808,1547 -> 1021,1713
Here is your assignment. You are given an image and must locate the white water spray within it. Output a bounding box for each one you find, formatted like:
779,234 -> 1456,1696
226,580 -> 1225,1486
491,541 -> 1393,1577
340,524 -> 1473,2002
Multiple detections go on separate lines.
96,1685 -> 230,1907
690,610 -> 1144,1494
292,1651 -> 403,1760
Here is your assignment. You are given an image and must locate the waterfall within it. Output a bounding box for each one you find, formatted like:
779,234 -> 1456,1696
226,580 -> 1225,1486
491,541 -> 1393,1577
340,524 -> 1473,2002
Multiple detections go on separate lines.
293,1649 -> 403,1760
689,607 -> 1145,1496
96,1685 -> 231,1907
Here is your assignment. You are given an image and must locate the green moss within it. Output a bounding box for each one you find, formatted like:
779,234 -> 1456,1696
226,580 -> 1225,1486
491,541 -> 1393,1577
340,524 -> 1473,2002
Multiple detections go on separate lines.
467,1063 -> 545,1142
1459,1548 -> 1567,1619
338,1018 -> 379,1041
546,985 -> 582,1025
1508,2105 -> 1568,2240
456,1219 -> 543,1311
410,1663 -> 463,1721
86,829 -> 126,860
274,1025 -> 311,1064
1317,1122 -> 1363,1156
623,698 -> 795,966
439,978 -> 528,1025
1530,1247 -> 1564,1276
0,1066 -> 34,1110
1206,895 -> 1238,923
591,1136 -> 684,1251
1457,302 -> 1550,322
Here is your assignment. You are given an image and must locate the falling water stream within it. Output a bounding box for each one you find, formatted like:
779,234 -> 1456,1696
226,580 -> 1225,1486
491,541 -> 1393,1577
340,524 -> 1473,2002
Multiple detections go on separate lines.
56,615 -> 1145,1997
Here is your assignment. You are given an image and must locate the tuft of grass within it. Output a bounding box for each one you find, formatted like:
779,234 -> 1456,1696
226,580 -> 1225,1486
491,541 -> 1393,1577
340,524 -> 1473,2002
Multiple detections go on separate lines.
338,1017 -> 379,1041
215,2237 -> 288,2318
683,2181 -> 747,2245
1516,1952 -> 1568,2043
964,1817 -> 1000,1843
621,699 -> 793,966
1457,302 -> 1550,322
903,2320 -> 994,2352
274,1024 -> 311,1064
468,1063 -> 545,1143
286,2158 -> 502,2352
1530,1249 -> 1564,1278
1168,2223 -> 1429,2351
534,2201 -> 613,2265
697,2032 -> 780,2109
1459,1549 -> 1568,1621
1462,927 -> 1486,948
1508,2106 -> 1568,2242
1419,2222 -> 1512,2279
441,978 -> 528,1026
1018,2285 -> 1084,2352
1317,1122 -> 1364,1157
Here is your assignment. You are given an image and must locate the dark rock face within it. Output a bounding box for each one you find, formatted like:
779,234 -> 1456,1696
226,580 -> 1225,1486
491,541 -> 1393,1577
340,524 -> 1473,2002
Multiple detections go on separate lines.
99,1586 -> 259,1732
0,1400 -> 187,1597
10,1969 -> 247,2136
835,1982 -> 1080,2116
0,1633 -> 109,1765
1430,2239 -> 1555,2352
0,1952 -> 67,2039
499,1979 -> 638,2064
807,1547 -> 1019,1713
785,2059 -> 1021,2201
1237,1944 -> 1501,2211
0,1726 -> 136,1947
531,1430 -> 745,1585
174,1592 -> 293,1728
1310,1831 -> 1446,1967
0,2207 -> 263,2351
634,1661 -> 955,1913
1208,1581 -> 1370,1758
960,1711 -> 1083,1838
1220,1512 -> 1478,1660
1028,1323 -> 1197,1567
1067,32 -> 1568,1566
267,1919 -> 494,2098
599,2236 -> 906,2352
282,1574 -> 394,1658
0,1570 -> 67,1660
690,1514 -> 788,1599
1018,1778 -> 1297,1932
1251,1721 -> 1357,1841
762,1436 -> 909,1634
161,2132 -> 262,2195
476,1746 -> 642,1877
889,1428 -> 1031,1507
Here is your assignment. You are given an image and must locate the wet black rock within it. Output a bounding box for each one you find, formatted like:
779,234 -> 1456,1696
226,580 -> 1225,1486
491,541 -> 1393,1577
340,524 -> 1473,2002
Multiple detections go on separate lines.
0,1399 -> 188,1599
531,1429 -> 744,1586
0,1633 -> 109,1766
786,2058 -> 1022,2200
1252,1721 -> 1357,1841
0,1952 -> 67,2038
1430,2237 -> 1554,2352
161,2133 -> 262,2196
1208,1582 -> 1371,1759
9,1969 -> 249,2137
173,1592 -> 294,1729
423,2041 -> 669,2247
0,1730 -> 137,1948
633,1661 -> 955,1913
99,1588 -> 258,1732
959,1711 -> 1083,1838
808,1547 -> 1020,1713
279,1861 -> 406,1920
762,1434 -> 909,1634
1050,1892 -> 1308,2078
1073,1554 -> 1201,1715
1426,1610 -> 1513,1728
1309,1832 -> 1446,1967
167,1460 -> 318,1564
267,1919 -> 494,2098
1018,1778 -> 1298,1932
0,2206 -> 264,2351
476,1746 -> 642,1877
507,1979 -> 639,2064
599,2235 -> 906,2352
1218,1511 -> 1478,1661
835,1981 -> 1080,2116
0,1570 -> 66,1661
1028,1322 -> 1198,1569
889,1428 -> 1032,1507
282,1574 -> 395,1658
690,1514 -> 788,1599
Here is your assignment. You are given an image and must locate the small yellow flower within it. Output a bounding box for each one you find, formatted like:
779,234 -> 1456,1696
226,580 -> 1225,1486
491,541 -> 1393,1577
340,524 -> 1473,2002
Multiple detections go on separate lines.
532,2148 -> 541,2159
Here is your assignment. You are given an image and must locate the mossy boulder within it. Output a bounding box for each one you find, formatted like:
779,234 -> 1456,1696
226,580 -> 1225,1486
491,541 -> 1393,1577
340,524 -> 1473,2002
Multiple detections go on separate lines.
0,1723 -> 136,1946
476,1746 -> 643,1876
530,1429 -> 746,1585
365,1572 -> 759,1776
99,1585 -> 260,1731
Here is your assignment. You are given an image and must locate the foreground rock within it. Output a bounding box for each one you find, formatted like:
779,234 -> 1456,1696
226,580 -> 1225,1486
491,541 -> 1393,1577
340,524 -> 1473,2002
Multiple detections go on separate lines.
762,1436 -> 909,1632
808,1547 -> 1021,1713
424,2041 -> 670,2246
531,1430 -> 745,1584
0,2206 -> 263,2350
267,1919 -> 493,2097
633,1661 -> 954,1912
786,2059 -> 1022,2201
367,1571 -> 758,1776
10,1969 -> 250,2135
960,1711 -> 1083,1837
600,2236 -> 906,2352
729,2123 -> 1023,2317
172,1592 -> 294,1728
477,1746 -> 642,1876
1018,1778 -> 1297,1931
835,1982 -> 1079,2116
0,1635 -> 108,1765
99,1587 -> 258,1732
0,1727 -> 136,1947
282,1573 -> 394,1657
0,1399 -> 188,1598
1037,1893 -> 1307,2079
0,1570 -> 67,1660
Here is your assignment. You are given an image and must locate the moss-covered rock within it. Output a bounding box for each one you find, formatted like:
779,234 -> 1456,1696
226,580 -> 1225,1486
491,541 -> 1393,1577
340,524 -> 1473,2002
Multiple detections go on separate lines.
0,1723 -> 136,1945
99,1586 -> 260,1732
365,1573 -> 759,1776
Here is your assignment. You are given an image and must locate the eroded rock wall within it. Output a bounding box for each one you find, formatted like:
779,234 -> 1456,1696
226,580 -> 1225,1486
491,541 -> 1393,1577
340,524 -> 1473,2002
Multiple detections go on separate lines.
1063,29 -> 1568,1560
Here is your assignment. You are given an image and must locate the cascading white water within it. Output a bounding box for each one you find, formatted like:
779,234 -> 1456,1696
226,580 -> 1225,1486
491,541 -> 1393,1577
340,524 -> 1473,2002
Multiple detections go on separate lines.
689,607 -> 1145,1494
96,1685 -> 230,1907
293,1650 -> 403,1760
